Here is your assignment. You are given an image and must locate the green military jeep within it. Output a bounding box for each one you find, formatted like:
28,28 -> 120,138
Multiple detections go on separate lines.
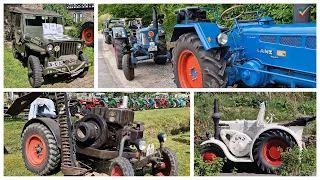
9,7 -> 91,88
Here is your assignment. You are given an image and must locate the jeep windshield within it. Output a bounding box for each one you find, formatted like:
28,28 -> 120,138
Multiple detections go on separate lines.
25,14 -> 63,26
24,14 -> 64,34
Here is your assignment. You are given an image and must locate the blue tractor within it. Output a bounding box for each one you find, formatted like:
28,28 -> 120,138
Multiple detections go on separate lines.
121,7 -> 169,80
170,5 -> 316,88
111,19 -> 130,69
103,18 -> 125,45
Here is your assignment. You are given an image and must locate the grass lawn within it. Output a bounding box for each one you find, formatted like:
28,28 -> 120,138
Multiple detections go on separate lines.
3,46 -> 94,88
4,108 -> 190,176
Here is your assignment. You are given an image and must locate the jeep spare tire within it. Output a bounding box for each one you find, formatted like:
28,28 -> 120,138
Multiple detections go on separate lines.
28,55 -> 42,88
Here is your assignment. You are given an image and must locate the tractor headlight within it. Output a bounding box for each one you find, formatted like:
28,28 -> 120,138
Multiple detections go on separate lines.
216,33 -> 228,45
135,139 -> 147,151
47,44 -> 53,52
109,110 -> 117,122
77,43 -> 82,49
157,132 -> 167,143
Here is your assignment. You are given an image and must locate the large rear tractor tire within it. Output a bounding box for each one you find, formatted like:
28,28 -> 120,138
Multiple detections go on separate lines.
153,147 -> 179,176
81,22 -> 94,47
21,123 -> 60,175
172,33 -> 228,88
253,130 -> 296,173
122,54 -> 135,80
108,157 -> 134,176
27,55 -> 42,88
115,39 -> 128,69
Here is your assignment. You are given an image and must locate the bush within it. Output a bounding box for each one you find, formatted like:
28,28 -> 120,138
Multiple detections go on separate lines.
194,149 -> 225,176
278,146 -> 316,176
65,21 -> 86,39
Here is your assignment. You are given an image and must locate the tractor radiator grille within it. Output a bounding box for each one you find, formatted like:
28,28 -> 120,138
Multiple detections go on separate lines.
54,42 -> 77,58
306,36 -> 316,49
280,36 -> 302,47
259,36 -> 277,43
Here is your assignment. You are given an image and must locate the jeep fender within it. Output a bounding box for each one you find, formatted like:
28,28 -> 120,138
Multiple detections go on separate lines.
21,118 -> 61,148
200,138 -> 253,162
249,125 -> 303,161
25,43 -> 45,53
170,23 -> 222,50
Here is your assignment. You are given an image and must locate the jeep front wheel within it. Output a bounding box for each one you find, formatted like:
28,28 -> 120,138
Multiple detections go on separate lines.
78,54 -> 89,78
12,43 -> 19,59
172,33 -> 228,88
28,55 -> 42,88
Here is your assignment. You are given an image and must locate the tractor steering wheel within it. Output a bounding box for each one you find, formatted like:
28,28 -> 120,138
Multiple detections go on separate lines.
220,5 -> 246,22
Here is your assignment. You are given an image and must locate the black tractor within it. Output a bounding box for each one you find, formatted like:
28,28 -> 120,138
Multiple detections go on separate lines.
6,92 -> 179,176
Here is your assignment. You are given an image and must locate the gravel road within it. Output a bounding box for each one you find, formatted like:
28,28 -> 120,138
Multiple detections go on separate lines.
98,34 -> 176,88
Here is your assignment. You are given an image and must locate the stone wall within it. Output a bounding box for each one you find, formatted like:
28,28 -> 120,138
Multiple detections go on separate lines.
3,4 -> 43,41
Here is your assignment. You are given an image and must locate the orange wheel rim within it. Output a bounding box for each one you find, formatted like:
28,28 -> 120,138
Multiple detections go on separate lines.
202,152 -> 217,162
111,166 -> 123,176
155,160 -> 170,176
177,50 -> 203,88
262,139 -> 288,166
25,134 -> 47,166
82,27 -> 94,44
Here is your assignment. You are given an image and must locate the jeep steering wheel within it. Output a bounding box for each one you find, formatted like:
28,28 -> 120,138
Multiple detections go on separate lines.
220,5 -> 246,21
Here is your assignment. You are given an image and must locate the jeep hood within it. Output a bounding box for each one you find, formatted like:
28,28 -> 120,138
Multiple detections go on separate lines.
25,33 -> 82,45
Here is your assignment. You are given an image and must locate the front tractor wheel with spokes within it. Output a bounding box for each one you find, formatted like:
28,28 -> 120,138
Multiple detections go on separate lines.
108,157 -> 134,176
21,123 -> 60,175
172,33 -> 228,88
253,130 -> 296,173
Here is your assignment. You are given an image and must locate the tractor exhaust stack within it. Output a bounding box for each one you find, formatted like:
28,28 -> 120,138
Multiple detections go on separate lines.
152,7 -> 158,30
212,98 -> 221,139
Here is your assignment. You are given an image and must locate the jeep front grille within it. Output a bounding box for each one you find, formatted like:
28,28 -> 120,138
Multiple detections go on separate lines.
54,42 -> 77,58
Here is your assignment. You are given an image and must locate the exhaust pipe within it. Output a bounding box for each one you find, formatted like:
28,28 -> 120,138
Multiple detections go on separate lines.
212,99 -> 221,139
152,7 -> 158,30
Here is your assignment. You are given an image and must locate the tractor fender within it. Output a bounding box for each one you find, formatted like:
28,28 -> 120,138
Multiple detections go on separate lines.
200,138 -> 253,162
21,118 -> 61,148
170,23 -> 222,50
25,42 -> 45,52
249,125 -> 303,161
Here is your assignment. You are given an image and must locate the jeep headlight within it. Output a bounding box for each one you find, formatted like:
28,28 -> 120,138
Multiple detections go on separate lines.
77,43 -> 82,49
47,44 -> 53,52
135,139 -> 147,151
217,33 -> 228,45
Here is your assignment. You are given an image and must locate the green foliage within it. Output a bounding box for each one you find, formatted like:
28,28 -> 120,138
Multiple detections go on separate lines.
65,20 -> 85,39
43,4 -> 73,26
194,92 -> 316,135
194,149 -> 224,176
278,146 -> 316,176
99,4 -> 316,40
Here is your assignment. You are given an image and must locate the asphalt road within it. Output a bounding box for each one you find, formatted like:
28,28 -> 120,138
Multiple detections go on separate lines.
98,34 -> 176,88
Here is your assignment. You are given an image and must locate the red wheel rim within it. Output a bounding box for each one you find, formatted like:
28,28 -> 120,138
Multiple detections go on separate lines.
25,134 -> 47,166
155,160 -> 171,176
82,27 -> 94,44
202,152 -> 217,162
99,102 -> 105,107
111,165 -> 123,176
262,139 -> 288,166
177,50 -> 203,88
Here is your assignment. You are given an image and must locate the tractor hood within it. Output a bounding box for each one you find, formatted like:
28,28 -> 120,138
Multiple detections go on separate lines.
25,33 -> 81,46
241,23 -> 316,36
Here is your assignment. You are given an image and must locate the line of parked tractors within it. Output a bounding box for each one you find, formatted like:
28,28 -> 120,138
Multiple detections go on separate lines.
69,93 -> 190,116
102,5 -> 315,88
